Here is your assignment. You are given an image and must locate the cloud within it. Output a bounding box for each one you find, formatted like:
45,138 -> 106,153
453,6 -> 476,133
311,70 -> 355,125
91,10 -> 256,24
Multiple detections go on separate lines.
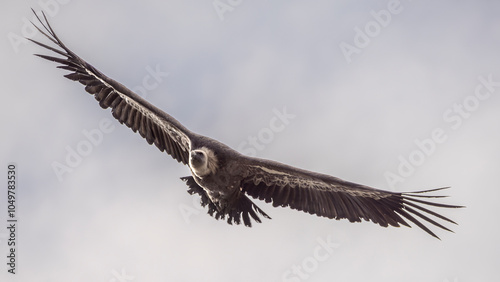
1,1 -> 499,281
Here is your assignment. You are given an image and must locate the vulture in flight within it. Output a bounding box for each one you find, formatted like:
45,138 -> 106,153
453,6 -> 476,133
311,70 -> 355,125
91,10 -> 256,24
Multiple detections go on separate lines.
29,10 -> 462,239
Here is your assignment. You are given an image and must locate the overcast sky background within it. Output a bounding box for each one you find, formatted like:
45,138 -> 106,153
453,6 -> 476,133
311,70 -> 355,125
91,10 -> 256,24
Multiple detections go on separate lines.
1,1 -> 499,281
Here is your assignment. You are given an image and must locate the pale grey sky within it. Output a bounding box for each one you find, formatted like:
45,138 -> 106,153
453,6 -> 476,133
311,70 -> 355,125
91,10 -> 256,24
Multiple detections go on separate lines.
1,1 -> 499,281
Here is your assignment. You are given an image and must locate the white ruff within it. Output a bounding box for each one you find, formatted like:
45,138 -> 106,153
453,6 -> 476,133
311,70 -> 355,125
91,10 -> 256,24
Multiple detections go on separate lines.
190,147 -> 218,177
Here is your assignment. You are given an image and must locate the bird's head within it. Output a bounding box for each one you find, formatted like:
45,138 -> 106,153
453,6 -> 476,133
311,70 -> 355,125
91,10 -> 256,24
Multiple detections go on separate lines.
189,147 -> 218,177
190,149 -> 207,167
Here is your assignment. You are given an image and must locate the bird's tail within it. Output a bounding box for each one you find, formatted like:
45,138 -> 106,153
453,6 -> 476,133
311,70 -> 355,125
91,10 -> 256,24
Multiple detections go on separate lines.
181,176 -> 271,227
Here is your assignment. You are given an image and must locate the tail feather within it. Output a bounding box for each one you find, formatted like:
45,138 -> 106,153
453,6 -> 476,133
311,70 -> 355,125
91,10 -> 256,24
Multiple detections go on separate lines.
181,176 -> 271,227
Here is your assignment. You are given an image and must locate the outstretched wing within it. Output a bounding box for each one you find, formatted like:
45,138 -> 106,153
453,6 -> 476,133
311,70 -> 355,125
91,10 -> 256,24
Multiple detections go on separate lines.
236,157 -> 463,239
28,10 -> 191,164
